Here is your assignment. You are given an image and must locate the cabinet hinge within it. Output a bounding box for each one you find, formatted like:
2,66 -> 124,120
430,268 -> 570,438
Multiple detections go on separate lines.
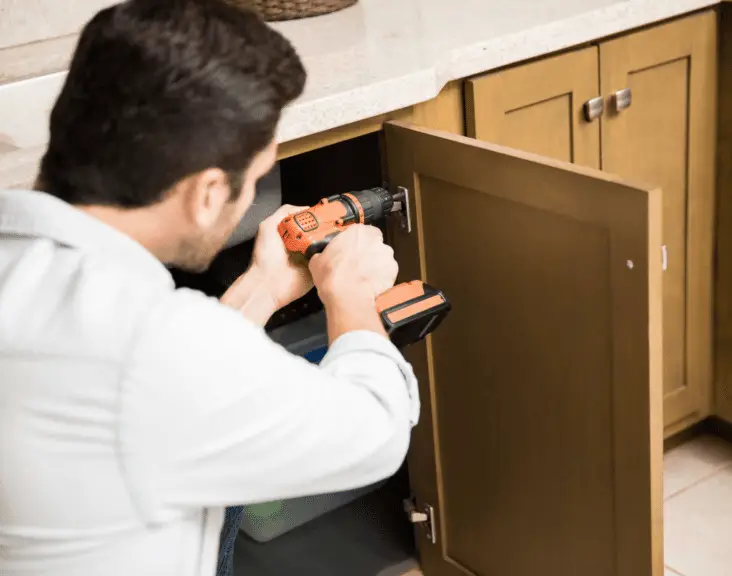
403,497 -> 436,544
384,183 -> 412,234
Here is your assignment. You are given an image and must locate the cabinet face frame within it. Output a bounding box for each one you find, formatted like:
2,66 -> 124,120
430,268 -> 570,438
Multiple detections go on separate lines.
385,121 -> 663,576
717,3 -> 732,426
599,9 -> 718,432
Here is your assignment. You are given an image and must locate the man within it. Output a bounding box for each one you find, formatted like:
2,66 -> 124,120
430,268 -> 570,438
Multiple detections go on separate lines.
0,1 -> 419,576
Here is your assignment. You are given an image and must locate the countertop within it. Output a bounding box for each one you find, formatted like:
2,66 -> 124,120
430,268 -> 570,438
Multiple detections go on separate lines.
273,0 -> 719,142
0,0 -> 723,187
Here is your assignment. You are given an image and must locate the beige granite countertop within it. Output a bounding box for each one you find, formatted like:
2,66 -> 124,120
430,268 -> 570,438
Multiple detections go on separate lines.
0,0 -> 723,187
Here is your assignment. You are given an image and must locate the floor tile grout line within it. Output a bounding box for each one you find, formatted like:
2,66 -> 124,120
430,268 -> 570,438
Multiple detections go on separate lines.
664,460 -> 732,501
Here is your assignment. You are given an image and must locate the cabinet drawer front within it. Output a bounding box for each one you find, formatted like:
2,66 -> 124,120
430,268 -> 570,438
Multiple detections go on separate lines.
386,121 -> 663,576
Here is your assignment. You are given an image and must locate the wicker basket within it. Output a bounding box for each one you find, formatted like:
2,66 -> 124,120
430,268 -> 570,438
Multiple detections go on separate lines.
239,0 -> 358,22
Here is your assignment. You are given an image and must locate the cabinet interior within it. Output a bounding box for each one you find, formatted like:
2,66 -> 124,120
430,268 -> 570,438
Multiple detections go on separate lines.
234,468 -> 417,576
171,133 -> 420,575
171,132 -> 387,330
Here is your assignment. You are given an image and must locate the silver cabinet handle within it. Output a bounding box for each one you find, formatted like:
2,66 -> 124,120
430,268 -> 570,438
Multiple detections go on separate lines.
583,96 -> 604,122
613,88 -> 632,112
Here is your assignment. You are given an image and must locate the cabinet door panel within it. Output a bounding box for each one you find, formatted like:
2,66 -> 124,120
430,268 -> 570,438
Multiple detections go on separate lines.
466,47 -> 600,168
600,10 -> 717,433
386,122 -> 663,576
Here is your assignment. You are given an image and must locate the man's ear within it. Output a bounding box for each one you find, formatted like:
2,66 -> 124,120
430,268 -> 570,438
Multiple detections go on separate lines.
184,168 -> 231,229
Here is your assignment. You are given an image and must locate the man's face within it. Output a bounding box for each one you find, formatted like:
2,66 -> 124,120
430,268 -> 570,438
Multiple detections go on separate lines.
176,140 -> 278,272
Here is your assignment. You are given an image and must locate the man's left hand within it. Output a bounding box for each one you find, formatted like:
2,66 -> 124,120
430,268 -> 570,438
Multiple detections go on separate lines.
250,204 -> 314,309
221,205 -> 313,324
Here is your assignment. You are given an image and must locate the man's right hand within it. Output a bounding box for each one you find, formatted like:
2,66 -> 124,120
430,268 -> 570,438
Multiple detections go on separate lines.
309,225 -> 398,341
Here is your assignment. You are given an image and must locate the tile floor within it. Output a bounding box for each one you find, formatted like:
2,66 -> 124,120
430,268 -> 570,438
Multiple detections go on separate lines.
664,435 -> 732,576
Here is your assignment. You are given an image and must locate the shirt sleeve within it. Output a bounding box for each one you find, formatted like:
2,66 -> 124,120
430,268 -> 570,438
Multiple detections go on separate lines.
118,287 -> 420,518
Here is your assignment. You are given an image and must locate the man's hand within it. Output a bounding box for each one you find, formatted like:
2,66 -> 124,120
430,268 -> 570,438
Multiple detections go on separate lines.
250,204 -> 315,308
309,224 -> 399,343
310,224 -> 398,306
221,205 -> 313,325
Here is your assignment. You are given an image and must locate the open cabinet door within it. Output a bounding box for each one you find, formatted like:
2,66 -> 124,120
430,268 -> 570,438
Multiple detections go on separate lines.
384,122 -> 663,576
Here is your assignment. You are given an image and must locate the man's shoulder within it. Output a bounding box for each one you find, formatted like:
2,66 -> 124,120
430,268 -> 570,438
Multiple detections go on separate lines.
0,232 -> 261,365
126,284 -> 266,363
0,237 -> 178,363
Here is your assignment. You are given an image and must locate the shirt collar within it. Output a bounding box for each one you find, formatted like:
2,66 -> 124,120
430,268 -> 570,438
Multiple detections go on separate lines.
0,189 -> 174,288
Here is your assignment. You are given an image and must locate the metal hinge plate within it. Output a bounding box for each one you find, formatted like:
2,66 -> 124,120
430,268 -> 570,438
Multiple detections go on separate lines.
385,183 -> 412,234
403,497 -> 436,544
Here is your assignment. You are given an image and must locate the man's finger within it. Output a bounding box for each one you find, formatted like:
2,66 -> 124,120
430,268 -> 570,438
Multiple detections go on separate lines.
365,225 -> 384,241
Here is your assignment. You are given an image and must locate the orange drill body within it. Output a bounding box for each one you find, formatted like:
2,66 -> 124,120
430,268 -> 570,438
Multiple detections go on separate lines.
278,189 -> 392,257
278,188 -> 451,348
278,196 -> 353,257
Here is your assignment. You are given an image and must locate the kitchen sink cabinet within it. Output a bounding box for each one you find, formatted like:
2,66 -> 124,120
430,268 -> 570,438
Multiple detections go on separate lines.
226,94 -> 664,576
465,10 -> 718,436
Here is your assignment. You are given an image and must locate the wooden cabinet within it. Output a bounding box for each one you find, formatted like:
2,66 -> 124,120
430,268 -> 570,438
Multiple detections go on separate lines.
246,111 -> 664,576
386,122 -> 663,576
234,12 -> 715,576
465,10 -> 718,435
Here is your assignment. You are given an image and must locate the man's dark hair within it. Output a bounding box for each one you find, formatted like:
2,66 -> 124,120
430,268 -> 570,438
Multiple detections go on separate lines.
38,0 -> 305,207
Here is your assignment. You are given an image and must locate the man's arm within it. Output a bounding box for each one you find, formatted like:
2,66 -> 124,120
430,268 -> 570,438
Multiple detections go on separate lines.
220,207 -> 397,343
219,204 -> 314,326
219,264 -> 280,326
119,288 -> 419,518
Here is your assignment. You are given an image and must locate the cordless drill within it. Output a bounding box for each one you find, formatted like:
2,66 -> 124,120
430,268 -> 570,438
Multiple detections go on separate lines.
278,187 -> 451,348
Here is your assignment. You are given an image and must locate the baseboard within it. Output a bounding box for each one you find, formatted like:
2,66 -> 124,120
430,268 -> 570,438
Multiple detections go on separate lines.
706,416 -> 732,444
664,416 -> 732,451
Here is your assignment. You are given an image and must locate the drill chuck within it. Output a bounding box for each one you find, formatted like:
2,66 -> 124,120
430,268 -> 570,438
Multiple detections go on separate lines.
355,187 -> 396,224
332,187 -> 397,225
